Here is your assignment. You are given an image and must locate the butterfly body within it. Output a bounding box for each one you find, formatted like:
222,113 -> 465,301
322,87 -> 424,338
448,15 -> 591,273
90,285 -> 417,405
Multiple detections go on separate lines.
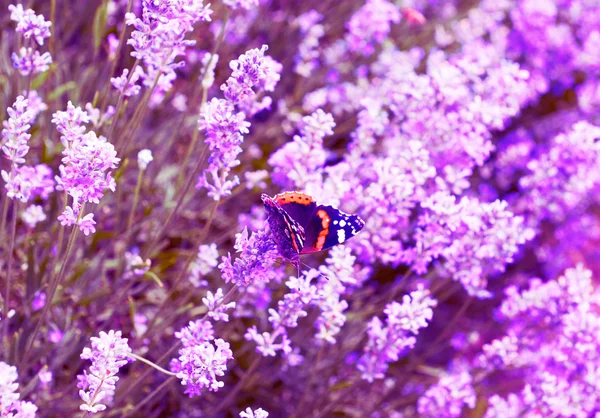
261,192 -> 365,267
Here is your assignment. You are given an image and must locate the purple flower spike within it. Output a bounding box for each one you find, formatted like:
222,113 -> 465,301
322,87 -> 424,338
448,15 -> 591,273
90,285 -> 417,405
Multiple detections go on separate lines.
219,228 -> 279,287
172,338 -> 233,398
9,4 -> 52,46
78,330 -> 133,414
240,407 -> 269,418
357,286 -> 437,382
346,0 -> 401,56
417,371 -> 477,418
0,361 -> 38,417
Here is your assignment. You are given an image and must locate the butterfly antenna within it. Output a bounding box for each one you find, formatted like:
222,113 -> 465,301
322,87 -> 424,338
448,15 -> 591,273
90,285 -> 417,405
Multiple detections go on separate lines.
299,259 -> 331,281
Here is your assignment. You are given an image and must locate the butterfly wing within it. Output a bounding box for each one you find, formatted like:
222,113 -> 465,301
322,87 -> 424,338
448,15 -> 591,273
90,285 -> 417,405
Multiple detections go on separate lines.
262,193 -> 307,257
273,191 -> 318,226
300,205 -> 365,254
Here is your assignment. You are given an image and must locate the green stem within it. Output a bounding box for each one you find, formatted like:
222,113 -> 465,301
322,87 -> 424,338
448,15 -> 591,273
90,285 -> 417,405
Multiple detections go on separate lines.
142,144 -> 209,259
107,58 -> 140,142
2,200 -> 18,351
124,168 -> 144,247
127,352 -> 176,376
22,206 -> 83,362
100,0 -> 134,113
122,376 -> 176,418
0,194 -> 9,245
213,355 -> 262,415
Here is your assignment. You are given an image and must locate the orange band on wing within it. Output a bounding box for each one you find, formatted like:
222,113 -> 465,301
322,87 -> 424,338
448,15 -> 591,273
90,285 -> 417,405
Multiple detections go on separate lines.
314,209 -> 330,250
274,191 -> 315,206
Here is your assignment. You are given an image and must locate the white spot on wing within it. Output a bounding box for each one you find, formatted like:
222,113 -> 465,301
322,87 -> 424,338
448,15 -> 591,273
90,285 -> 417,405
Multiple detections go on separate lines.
333,220 -> 338,225
339,220 -> 346,227
337,229 -> 346,243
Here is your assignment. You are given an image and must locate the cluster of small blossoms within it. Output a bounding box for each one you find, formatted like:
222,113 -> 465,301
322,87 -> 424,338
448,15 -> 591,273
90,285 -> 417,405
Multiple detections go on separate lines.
294,10 -> 325,77
413,193 -> 534,298
345,0 -> 401,56
239,407 -> 269,418
219,227 -> 279,287
188,243 -> 220,288
221,44 -> 283,115
122,0 -> 213,105
0,362 -> 38,417
123,249 -> 151,279
313,246 -> 371,343
196,45 -> 282,200
1,95 -> 54,204
78,330 -> 133,414
243,249 -> 366,359
416,370 -> 477,418
357,286 -> 437,382
508,0 -> 600,96
516,121 -> 600,224
170,320 -> 233,398
8,4 -> 52,76
222,0 -> 260,11
245,270 -> 319,360
269,109 -> 334,191
202,288 -> 236,322
472,265 -> 600,416
52,102 -> 120,235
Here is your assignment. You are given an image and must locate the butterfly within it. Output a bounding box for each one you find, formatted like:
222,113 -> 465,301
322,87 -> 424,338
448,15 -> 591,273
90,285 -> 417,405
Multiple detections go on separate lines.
261,191 -> 365,268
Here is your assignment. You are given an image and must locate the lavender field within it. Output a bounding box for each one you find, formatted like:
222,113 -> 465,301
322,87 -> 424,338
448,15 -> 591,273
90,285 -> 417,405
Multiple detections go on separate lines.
1,0 -> 599,416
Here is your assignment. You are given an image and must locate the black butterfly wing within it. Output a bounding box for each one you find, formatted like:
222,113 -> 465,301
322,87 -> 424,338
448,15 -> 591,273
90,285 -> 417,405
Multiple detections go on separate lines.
300,204 -> 365,254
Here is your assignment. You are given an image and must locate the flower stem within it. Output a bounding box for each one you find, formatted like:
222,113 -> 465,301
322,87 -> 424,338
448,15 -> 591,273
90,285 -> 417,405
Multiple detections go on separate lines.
22,208 -> 83,363
142,144 -> 210,259
2,200 -> 18,351
113,342 -> 180,406
142,199 -> 221,337
0,195 -> 9,246
107,58 -> 140,141
127,352 -> 176,376
122,376 -> 176,417
124,167 -> 145,247
176,11 -> 230,188
100,0 -> 134,113
213,355 -> 262,415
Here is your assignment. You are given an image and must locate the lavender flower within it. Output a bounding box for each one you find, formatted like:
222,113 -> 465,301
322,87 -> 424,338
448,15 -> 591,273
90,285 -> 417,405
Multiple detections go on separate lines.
223,0 -> 260,11
2,97 -> 54,202
110,67 -> 143,97
1,96 -> 32,166
137,149 -> 153,170
78,330 -> 132,414
11,47 -> 52,76
189,243 -> 220,288
517,121 -> 600,224
172,338 -> 233,398
175,320 -> 214,348
31,291 -> 46,311
125,0 -> 213,103
8,4 -> 52,45
414,192 -> 534,298
219,228 -> 279,287
195,98 -> 249,200
345,0 -> 401,56
54,124 -> 120,235
203,288 -> 236,322
269,109 -> 334,190
417,371 -> 476,418
357,286 -> 437,382
239,407 -> 269,418
221,45 -> 282,114
294,11 -> 325,77
0,361 -> 38,416
123,250 -> 151,279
